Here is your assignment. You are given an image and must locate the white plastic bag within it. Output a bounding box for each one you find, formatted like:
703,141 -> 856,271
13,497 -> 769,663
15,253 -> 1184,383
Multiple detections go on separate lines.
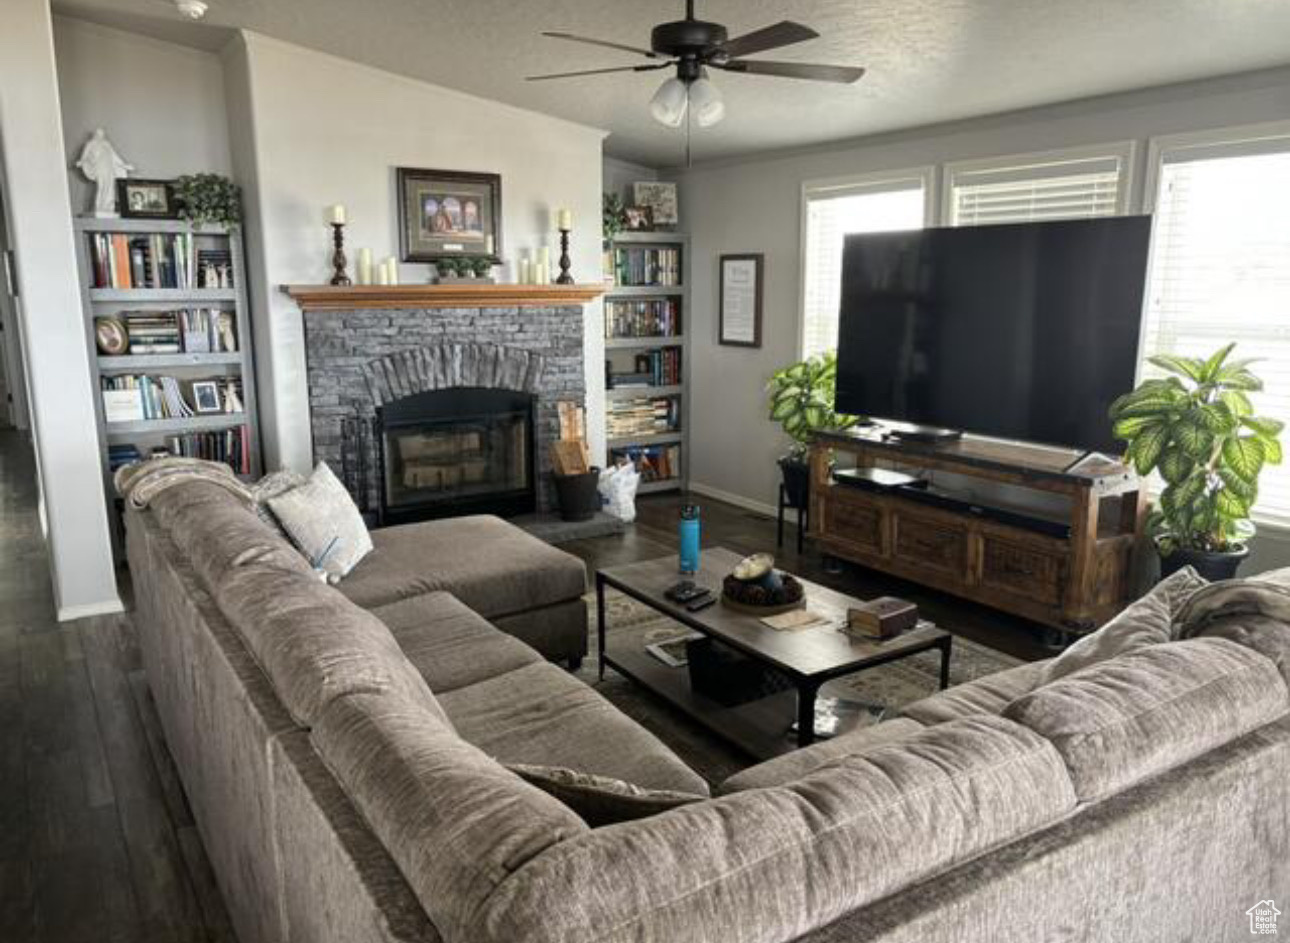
599,462 -> 640,523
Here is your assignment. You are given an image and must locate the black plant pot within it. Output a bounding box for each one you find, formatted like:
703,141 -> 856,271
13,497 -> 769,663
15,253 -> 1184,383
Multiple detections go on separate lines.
778,456 -> 811,510
553,469 -> 601,522
1159,543 -> 1250,582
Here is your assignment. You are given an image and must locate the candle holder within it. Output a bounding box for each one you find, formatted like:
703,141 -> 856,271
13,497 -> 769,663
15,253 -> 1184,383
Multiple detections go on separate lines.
556,228 -> 574,285
329,222 -> 351,286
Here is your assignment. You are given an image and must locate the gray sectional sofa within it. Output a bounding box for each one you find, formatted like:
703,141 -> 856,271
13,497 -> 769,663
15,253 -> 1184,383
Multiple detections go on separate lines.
127,478 -> 1290,943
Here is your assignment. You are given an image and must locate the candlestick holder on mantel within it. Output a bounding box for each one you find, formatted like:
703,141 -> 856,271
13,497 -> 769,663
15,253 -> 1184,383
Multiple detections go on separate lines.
556,228 -> 574,285
329,223 -> 351,286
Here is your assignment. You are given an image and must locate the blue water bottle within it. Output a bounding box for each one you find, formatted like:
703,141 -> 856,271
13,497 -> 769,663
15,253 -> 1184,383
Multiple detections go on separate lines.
678,504 -> 701,575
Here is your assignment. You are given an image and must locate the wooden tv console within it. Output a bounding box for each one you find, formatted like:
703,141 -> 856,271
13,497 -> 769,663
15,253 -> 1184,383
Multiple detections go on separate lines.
809,429 -> 1147,634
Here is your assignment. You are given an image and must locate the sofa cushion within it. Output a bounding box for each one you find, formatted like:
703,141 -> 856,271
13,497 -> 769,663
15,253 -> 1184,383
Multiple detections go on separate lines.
338,515 -> 586,618
210,554 -> 449,728
507,763 -> 705,827
719,717 -> 924,793
438,661 -> 709,796
898,660 -> 1048,726
1043,566 -> 1208,683
148,480 -> 315,584
472,715 -> 1075,943
371,592 -> 542,693
311,690 -> 588,943
269,462 -> 373,579
1004,637 -> 1289,801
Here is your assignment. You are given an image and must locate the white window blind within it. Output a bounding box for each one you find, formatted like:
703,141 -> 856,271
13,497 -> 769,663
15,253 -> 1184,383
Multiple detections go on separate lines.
949,154 -> 1124,226
801,180 -> 925,358
1141,137 -> 1290,526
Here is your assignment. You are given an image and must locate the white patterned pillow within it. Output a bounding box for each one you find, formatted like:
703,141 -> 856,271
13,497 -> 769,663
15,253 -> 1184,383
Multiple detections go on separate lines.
249,469 -> 308,537
268,462 -> 372,580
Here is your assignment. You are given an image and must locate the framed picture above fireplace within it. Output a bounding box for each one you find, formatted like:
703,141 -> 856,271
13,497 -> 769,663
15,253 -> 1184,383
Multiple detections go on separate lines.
397,167 -> 502,265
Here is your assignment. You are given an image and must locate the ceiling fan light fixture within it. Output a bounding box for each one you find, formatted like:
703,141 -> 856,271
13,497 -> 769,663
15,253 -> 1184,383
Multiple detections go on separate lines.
689,70 -> 725,127
650,76 -> 688,127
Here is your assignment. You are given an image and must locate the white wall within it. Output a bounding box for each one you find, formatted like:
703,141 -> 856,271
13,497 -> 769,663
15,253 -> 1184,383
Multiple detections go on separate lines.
53,16 -> 232,215
671,67 -> 1290,571
0,0 -> 120,619
222,32 -> 608,472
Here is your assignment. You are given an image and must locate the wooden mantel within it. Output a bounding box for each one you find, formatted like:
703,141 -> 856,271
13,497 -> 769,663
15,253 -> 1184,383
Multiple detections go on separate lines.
280,283 -> 606,311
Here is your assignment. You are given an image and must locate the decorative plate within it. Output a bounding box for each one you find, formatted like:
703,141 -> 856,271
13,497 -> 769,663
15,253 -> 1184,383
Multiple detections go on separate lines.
95,317 -> 129,355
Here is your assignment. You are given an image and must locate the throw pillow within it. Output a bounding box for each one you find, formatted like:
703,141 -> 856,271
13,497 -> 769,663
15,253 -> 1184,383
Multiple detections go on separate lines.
268,462 -> 372,580
249,469 -> 308,537
507,763 -> 704,827
1043,566 -> 1208,683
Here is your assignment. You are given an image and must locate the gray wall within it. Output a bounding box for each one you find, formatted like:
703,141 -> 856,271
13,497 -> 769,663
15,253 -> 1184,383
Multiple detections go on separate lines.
669,67 -> 1290,572
53,16 -> 233,215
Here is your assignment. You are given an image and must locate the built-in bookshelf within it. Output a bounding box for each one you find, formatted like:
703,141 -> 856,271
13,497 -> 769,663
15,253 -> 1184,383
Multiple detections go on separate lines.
604,230 -> 688,494
74,217 -> 261,553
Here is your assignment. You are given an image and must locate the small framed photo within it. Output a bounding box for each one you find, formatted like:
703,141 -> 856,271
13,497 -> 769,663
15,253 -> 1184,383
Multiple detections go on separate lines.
397,167 -> 502,264
719,253 -> 764,348
624,205 -> 654,231
117,179 -> 177,219
633,182 -> 678,227
191,381 -> 222,414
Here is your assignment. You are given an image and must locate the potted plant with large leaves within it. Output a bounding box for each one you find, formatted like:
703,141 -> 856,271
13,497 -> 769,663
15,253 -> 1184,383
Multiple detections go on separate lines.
766,351 -> 860,509
1109,343 -> 1283,580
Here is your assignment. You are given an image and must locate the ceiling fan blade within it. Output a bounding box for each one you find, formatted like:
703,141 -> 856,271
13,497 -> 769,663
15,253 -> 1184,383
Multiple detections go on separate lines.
717,59 -> 866,84
540,31 -> 663,60
526,63 -> 672,81
716,21 -> 818,59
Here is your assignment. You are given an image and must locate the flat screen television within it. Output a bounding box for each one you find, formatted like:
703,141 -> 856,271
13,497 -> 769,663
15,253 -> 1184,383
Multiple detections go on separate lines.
834,216 -> 1152,454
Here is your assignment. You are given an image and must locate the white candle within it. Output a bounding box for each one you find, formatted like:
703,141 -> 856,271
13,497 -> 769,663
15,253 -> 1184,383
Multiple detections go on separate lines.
327,204 -> 347,225
537,247 -> 550,285
357,248 -> 372,285
385,257 -> 399,285
519,256 -> 532,285
375,261 -> 390,285
485,234 -> 495,255
556,208 -> 572,231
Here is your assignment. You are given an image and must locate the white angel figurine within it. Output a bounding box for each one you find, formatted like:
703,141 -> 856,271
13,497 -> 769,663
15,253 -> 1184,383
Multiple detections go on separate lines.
76,128 -> 133,217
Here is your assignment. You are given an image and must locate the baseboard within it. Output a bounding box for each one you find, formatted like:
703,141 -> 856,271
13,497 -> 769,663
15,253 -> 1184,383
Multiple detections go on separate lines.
57,597 -> 125,623
686,481 -> 778,519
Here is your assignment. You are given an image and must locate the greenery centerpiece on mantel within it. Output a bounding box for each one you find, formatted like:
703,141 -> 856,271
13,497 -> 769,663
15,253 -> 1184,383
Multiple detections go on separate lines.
766,350 -> 860,507
1109,342 -> 1283,580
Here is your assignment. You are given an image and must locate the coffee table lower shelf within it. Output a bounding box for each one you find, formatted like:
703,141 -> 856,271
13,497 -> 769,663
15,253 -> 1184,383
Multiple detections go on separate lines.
603,645 -> 806,761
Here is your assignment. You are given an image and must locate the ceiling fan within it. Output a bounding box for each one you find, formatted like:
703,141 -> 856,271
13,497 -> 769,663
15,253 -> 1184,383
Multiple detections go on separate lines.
526,0 -> 865,130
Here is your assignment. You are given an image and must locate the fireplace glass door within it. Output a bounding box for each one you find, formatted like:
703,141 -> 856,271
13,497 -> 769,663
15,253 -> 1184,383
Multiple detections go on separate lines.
376,388 -> 535,523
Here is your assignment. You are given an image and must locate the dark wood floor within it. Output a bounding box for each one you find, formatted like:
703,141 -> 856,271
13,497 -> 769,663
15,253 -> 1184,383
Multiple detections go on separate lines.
0,430 -> 1051,943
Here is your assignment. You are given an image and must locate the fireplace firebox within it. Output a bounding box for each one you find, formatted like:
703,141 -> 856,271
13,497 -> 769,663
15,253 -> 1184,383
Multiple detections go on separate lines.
375,387 -> 536,525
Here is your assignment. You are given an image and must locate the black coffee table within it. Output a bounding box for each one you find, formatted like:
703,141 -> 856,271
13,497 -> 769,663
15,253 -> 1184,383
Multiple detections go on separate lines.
596,547 -> 952,759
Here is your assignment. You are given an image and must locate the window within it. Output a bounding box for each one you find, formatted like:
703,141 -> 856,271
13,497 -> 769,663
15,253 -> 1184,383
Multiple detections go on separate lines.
944,144 -> 1133,226
1141,127 -> 1290,526
800,171 -> 930,358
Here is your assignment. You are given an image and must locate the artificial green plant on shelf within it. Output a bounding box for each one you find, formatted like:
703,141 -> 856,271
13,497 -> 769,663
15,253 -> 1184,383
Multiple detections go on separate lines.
173,174 -> 242,229
1108,342 -> 1282,577
767,351 -> 859,504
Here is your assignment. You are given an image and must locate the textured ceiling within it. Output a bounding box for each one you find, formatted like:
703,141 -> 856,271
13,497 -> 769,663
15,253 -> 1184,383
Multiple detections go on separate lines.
53,0 -> 1290,167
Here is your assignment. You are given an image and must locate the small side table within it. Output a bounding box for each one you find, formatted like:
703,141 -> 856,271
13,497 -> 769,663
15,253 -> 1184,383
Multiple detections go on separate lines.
777,482 -> 809,554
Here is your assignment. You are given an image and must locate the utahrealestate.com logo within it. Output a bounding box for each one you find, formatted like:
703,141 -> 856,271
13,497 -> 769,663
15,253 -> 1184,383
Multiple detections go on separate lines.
1247,900 -> 1281,935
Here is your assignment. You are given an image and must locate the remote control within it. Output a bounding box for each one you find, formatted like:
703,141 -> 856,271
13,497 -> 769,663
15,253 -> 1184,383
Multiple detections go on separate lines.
686,594 -> 717,613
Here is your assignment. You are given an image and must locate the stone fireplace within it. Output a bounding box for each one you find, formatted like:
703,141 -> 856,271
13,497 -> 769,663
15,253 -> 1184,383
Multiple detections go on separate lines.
301,303 -> 587,519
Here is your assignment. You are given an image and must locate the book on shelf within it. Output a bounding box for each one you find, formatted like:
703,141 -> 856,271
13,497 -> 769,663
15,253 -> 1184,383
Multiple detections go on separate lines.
610,443 -> 682,483
161,426 -> 251,476
605,298 -> 681,338
100,374 -> 243,422
97,308 -> 237,357
606,396 -> 680,438
107,443 -> 143,472
88,231 -> 227,291
612,246 -> 681,287
606,348 -> 682,390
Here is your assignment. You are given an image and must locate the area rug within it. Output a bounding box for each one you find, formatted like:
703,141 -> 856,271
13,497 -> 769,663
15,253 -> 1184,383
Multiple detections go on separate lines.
577,589 -> 1023,786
